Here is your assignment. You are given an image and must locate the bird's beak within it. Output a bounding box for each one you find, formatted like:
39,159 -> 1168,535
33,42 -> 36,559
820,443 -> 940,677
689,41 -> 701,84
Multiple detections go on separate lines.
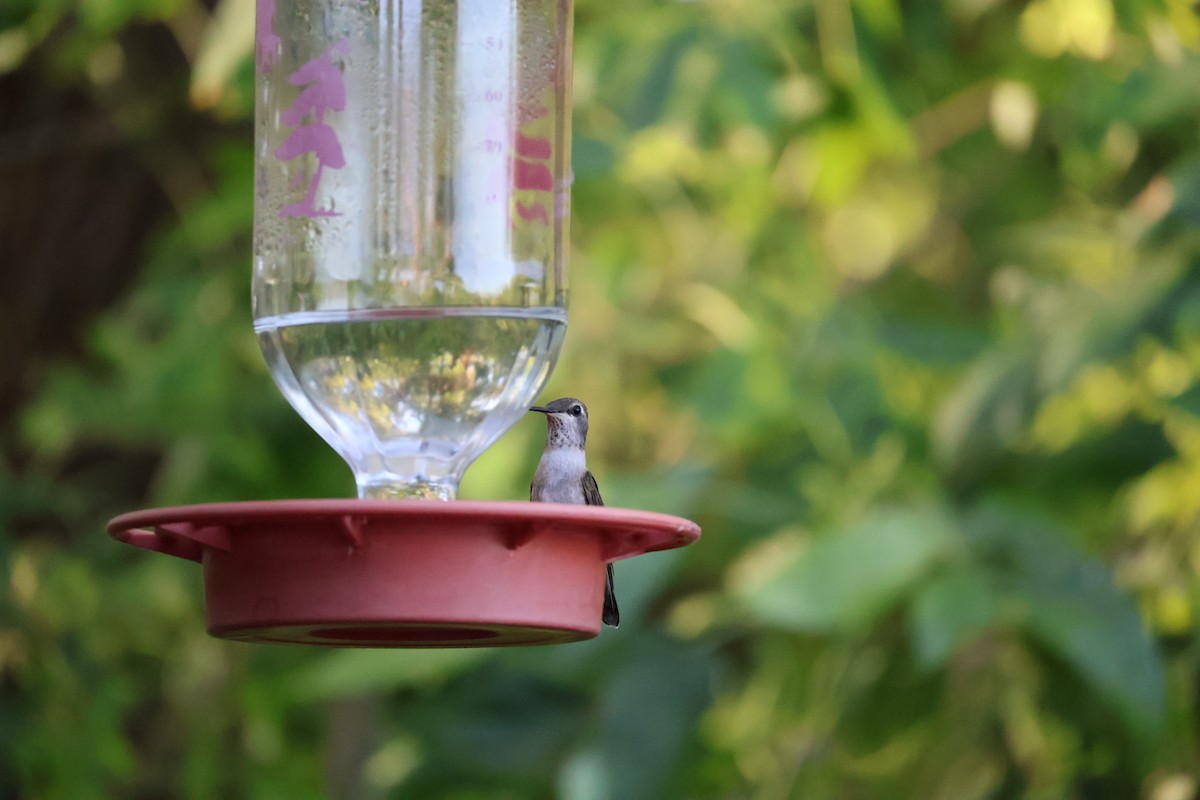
529,406 -> 549,413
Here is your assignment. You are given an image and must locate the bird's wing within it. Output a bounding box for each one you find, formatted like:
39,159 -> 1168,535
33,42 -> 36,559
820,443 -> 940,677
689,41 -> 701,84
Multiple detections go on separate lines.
582,471 -> 604,507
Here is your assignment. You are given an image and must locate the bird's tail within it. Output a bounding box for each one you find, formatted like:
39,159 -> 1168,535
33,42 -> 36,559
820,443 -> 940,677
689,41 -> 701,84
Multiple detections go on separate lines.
602,562 -> 619,628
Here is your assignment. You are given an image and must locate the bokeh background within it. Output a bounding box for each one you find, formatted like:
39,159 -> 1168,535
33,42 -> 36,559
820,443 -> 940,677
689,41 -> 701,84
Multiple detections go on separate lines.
4,0 -> 1200,797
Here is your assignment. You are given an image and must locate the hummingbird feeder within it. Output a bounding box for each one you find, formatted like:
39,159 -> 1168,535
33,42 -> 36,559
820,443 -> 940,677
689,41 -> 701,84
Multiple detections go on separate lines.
108,0 -> 700,646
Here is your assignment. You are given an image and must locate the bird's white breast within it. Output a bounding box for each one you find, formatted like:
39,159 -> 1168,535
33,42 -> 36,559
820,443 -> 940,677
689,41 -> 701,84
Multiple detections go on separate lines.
532,448 -> 588,504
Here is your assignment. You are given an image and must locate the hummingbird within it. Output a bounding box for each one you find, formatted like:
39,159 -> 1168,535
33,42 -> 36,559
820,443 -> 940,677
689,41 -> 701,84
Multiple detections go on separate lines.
529,397 -> 619,628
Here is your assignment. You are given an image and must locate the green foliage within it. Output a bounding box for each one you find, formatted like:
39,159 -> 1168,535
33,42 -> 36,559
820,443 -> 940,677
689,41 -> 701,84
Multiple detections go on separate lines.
5,0 -> 1200,797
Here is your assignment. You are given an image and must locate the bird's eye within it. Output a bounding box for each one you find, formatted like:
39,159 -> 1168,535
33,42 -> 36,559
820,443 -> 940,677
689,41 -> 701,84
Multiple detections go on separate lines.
571,405 -> 583,416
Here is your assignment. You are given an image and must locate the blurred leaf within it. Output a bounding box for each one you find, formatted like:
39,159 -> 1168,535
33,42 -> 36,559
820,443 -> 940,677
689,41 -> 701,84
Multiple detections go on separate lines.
908,564 -> 999,669
1168,384 -> 1200,419
285,649 -> 490,701
1025,588 -> 1166,743
1168,157 -> 1200,227
602,463 -> 711,518
968,503 -> 1167,742
572,135 -> 615,179
622,27 -> 698,129
736,508 -> 957,633
880,317 -> 989,366
934,350 -> 1038,482
599,636 -> 714,800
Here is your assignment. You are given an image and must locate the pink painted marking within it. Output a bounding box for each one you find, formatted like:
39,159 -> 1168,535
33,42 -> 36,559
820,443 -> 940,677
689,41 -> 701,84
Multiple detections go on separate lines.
282,49 -> 348,124
275,39 -> 350,218
517,98 -> 549,126
276,123 -> 345,167
516,201 -> 549,224
514,159 -> 553,192
255,0 -> 281,73
516,134 -> 552,160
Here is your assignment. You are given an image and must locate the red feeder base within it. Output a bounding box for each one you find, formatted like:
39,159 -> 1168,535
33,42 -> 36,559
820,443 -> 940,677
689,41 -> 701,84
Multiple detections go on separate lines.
107,500 -> 700,647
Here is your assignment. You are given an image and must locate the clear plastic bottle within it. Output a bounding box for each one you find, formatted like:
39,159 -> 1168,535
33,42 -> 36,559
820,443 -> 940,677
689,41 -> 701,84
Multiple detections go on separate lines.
253,0 -> 573,500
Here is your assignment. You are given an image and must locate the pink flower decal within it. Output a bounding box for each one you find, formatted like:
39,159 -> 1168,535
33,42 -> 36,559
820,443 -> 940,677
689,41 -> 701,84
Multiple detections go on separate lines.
275,39 -> 350,219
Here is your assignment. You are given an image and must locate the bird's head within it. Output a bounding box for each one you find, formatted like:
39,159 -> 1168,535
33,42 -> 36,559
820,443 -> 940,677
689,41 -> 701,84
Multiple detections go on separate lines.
530,397 -> 589,449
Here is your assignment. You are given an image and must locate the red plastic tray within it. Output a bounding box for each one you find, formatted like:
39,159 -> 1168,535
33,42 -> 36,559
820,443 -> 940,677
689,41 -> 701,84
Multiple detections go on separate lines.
108,500 -> 700,647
